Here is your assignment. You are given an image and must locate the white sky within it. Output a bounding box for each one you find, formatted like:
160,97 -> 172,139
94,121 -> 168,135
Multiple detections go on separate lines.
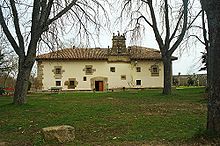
76,0 -> 207,75
103,0 -> 206,75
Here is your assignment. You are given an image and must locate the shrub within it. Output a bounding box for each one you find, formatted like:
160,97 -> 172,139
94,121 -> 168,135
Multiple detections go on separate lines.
0,87 -> 5,95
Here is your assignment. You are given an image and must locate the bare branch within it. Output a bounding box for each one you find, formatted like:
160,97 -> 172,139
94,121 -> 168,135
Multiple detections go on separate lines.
148,0 -> 164,50
39,0 -> 53,30
187,10 -> 202,30
137,15 -> 153,27
169,0 -> 188,55
169,11 -> 184,44
48,0 -> 77,26
0,6 -> 22,56
9,0 -> 25,52
188,35 -> 205,45
164,0 -> 170,48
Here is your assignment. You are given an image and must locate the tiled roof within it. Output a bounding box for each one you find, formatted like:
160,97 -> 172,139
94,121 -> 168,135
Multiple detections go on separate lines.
37,48 -> 108,60
36,46 -> 173,60
128,46 -> 161,60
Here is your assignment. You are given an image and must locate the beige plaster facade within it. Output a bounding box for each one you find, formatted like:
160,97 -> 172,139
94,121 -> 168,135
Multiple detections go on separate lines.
38,59 -> 164,91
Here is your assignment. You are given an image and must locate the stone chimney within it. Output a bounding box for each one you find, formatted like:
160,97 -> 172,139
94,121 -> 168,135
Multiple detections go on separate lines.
108,32 -> 130,62
110,31 -> 127,55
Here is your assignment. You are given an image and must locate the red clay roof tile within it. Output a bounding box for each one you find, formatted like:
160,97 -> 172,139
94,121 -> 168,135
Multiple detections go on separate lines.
36,46 -> 176,61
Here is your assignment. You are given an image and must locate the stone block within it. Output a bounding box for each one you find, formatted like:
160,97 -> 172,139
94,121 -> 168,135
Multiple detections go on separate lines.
42,125 -> 75,143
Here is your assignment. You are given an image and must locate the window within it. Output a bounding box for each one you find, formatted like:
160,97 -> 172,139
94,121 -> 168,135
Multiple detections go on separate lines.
84,65 -> 95,75
136,67 -> 141,72
55,68 -> 61,74
68,80 -> 75,89
121,75 -> 126,80
86,67 -> 92,74
56,81 -> 61,86
83,76 -> 87,81
69,81 -> 75,86
66,78 -> 78,89
151,65 -> 159,76
53,66 -> 63,79
110,67 -> 115,72
136,80 -> 141,86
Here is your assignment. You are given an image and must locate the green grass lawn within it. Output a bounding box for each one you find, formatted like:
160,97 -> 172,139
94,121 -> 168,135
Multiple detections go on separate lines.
0,87 -> 209,145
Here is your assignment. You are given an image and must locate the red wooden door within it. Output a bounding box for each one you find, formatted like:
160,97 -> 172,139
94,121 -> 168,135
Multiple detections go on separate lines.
99,81 -> 104,91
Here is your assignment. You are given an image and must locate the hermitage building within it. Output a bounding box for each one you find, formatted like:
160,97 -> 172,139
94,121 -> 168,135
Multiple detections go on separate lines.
36,33 -> 176,91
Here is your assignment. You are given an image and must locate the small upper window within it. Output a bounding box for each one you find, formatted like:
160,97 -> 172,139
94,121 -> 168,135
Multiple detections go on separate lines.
53,66 -> 63,79
121,75 -> 126,80
86,67 -> 92,74
55,68 -> 61,74
151,65 -> 159,76
56,81 -> 61,86
84,65 -> 95,75
136,67 -> 141,72
83,76 -> 87,81
110,67 -> 115,72
136,80 -> 141,86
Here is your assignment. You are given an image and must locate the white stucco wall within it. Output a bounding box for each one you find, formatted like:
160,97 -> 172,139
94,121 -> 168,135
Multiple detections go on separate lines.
39,60 -> 164,90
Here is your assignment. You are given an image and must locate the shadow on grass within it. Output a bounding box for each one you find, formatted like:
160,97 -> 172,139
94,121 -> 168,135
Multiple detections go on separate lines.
187,128 -> 220,145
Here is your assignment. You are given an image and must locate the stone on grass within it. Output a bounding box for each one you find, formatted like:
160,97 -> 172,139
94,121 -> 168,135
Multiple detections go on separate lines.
42,125 -> 75,143
0,142 -> 9,146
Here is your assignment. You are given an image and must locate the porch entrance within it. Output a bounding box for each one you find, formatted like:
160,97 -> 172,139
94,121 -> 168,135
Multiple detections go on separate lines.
95,81 -> 104,91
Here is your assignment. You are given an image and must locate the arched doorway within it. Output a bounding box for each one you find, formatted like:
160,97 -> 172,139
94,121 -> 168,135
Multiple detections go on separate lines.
91,77 -> 108,91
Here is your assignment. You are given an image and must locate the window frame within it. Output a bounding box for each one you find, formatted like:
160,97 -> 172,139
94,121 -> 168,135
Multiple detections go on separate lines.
136,80 -> 141,86
85,67 -> 93,74
56,81 -> 61,86
53,66 -> 63,79
84,65 -> 95,75
150,65 -> 159,76
55,68 -> 61,74
136,67 -> 141,72
121,75 -> 126,80
69,81 -> 75,86
110,67 -> 116,72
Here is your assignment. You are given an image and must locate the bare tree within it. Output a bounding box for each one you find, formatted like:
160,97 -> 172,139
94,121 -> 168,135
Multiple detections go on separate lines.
0,50 -> 7,75
200,0 -> 220,133
122,0 -> 190,94
187,9 -> 208,72
0,50 -> 18,87
0,0 -> 108,104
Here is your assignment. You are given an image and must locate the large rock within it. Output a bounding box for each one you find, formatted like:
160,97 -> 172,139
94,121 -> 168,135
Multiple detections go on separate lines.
0,142 -> 9,146
42,125 -> 75,143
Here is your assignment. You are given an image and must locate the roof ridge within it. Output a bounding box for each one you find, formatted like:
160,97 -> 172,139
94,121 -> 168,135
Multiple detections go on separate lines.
36,46 -> 163,60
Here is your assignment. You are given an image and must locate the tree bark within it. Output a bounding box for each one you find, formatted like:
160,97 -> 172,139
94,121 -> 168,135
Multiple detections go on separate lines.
201,0 -> 220,133
13,58 -> 34,105
162,56 -> 172,95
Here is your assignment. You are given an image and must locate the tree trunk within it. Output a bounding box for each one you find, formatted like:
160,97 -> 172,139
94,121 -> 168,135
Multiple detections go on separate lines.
13,58 -> 34,105
162,56 -> 172,95
3,72 -> 9,87
201,0 -> 220,133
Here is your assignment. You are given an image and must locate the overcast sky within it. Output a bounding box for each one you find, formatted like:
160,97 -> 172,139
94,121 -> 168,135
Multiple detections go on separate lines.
82,0 -> 206,75
48,0 -> 207,75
